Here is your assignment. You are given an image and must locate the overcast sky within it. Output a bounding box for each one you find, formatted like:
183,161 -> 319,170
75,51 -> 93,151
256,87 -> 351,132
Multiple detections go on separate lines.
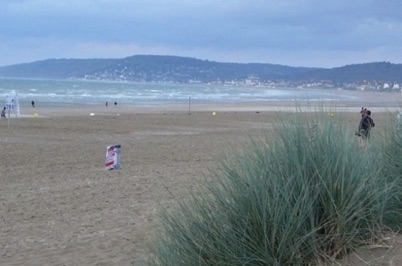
1,0 -> 401,68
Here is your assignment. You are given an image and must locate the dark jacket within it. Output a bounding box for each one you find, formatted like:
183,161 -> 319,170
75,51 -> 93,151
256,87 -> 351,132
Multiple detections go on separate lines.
360,115 -> 375,130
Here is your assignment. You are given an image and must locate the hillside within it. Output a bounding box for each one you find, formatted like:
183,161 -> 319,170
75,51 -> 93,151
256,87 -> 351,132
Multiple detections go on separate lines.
0,55 -> 401,85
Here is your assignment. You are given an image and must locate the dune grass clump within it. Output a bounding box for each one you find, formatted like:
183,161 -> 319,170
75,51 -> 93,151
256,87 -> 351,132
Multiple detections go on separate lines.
377,113 -> 402,229
146,111 -> 395,265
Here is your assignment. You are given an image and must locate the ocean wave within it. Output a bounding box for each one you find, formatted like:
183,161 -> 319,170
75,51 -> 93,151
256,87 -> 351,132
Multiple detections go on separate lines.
0,78 -> 358,107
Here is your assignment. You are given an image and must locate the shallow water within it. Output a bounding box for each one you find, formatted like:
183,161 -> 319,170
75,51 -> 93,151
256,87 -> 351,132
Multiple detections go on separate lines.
0,78 -> 357,108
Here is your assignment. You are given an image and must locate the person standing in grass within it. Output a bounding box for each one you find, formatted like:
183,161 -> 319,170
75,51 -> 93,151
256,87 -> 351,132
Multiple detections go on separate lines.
356,107 -> 368,136
359,110 -> 375,140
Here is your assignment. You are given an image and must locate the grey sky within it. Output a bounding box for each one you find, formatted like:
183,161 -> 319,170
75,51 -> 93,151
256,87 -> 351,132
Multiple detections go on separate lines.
1,0 -> 401,67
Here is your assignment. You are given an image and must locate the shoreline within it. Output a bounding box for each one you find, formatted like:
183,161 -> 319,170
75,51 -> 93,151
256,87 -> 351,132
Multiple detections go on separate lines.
11,99 -> 402,118
4,87 -> 402,117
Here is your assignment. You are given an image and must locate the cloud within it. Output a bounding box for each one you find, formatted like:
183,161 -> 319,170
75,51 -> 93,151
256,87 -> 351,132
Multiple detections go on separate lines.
1,0 -> 402,67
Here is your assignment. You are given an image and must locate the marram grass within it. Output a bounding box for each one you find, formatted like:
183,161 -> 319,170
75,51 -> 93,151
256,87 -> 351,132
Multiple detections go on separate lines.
145,110 -> 401,265
376,111 -> 402,229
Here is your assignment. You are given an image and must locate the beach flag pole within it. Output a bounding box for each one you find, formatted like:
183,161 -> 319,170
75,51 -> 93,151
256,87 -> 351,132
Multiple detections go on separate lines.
188,96 -> 191,115
7,108 -> 10,127
15,91 -> 20,118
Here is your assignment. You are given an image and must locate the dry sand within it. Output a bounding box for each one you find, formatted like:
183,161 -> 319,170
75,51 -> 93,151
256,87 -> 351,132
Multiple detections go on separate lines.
2,93 -> 402,266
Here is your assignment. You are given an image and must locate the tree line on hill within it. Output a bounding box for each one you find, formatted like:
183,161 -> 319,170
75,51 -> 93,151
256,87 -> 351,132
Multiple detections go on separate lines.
0,55 -> 401,85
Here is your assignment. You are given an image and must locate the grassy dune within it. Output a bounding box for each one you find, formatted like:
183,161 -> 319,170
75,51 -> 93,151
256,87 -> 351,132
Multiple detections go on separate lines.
145,109 -> 402,265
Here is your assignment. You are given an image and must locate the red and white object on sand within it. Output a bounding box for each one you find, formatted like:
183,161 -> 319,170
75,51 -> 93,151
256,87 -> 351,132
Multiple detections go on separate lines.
105,144 -> 121,170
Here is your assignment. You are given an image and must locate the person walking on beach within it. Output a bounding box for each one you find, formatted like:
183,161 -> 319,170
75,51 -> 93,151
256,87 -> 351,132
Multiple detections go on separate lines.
358,110 -> 375,140
31,100 -> 35,108
1,107 -> 6,118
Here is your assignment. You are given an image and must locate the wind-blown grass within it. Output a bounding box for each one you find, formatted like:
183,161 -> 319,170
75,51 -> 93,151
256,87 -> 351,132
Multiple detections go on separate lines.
146,110 -> 399,265
377,111 -> 402,229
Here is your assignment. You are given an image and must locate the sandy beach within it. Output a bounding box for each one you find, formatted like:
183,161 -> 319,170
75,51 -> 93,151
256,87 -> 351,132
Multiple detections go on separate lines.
2,95 -> 402,265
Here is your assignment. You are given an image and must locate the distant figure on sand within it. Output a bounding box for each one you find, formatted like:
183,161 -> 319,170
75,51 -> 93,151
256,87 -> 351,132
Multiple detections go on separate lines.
105,101 -> 108,107
114,102 -> 117,106
358,110 -> 375,140
31,100 -> 35,108
1,107 -> 6,118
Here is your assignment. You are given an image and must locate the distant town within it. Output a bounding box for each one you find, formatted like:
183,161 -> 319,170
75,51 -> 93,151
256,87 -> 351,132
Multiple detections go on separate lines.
80,74 -> 402,92
1,55 -> 401,92
191,77 -> 401,92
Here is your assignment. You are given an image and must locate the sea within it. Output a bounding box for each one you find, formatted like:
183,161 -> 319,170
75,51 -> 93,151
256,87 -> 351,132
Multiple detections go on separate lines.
0,78 -> 357,108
